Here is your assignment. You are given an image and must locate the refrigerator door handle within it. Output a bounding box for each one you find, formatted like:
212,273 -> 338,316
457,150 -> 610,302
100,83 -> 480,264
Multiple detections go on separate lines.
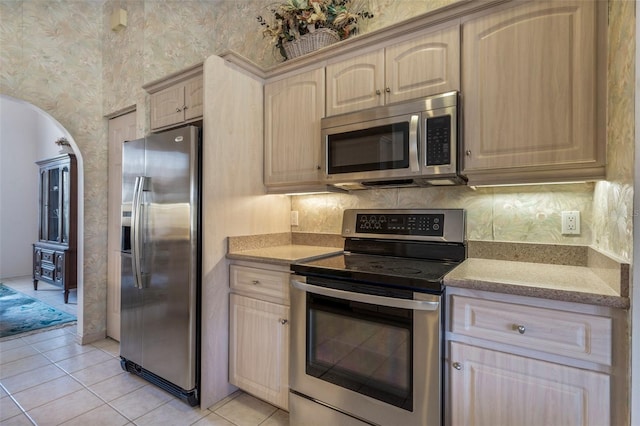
131,176 -> 146,290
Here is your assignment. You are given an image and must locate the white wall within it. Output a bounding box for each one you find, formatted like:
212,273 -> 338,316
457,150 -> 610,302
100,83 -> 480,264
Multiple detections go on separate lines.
0,95 -> 72,279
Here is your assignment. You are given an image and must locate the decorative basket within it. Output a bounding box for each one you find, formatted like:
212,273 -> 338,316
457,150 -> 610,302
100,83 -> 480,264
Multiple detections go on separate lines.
283,28 -> 340,60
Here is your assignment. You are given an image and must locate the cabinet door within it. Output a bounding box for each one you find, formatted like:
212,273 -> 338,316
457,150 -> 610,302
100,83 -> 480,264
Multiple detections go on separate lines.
229,294 -> 289,410
47,167 -> 61,243
61,165 -> 70,244
449,342 -> 610,426
184,75 -> 204,121
33,246 -> 42,279
54,251 -> 65,285
326,51 -> 385,116
150,85 -> 185,130
38,170 -> 47,241
264,68 -> 325,186
385,24 -> 460,105
462,1 -> 604,182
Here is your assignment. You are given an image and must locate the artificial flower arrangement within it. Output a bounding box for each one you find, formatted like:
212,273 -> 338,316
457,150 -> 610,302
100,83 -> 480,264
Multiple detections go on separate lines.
257,0 -> 374,59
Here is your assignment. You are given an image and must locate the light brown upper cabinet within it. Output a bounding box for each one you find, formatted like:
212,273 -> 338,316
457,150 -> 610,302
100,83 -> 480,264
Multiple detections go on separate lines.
461,0 -> 606,185
145,64 -> 203,131
264,68 -> 325,189
326,24 -> 460,116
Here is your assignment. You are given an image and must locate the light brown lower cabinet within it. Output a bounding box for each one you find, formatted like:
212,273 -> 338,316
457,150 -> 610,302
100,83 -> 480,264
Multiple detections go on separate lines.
229,263 -> 290,410
449,342 -> 609,426
446,288 -> 623,426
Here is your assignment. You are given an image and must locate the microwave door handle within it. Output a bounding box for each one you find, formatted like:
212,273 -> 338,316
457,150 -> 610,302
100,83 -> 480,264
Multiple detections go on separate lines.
409,114 -> 420,172
291,279 -> 440,311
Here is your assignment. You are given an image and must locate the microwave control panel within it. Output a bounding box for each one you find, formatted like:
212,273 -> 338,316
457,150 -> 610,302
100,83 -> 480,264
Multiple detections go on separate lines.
425,115 -> 451,166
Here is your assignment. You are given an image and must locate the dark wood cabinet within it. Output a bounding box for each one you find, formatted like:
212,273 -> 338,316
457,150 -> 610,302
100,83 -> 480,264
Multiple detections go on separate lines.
33,154 -> 77,303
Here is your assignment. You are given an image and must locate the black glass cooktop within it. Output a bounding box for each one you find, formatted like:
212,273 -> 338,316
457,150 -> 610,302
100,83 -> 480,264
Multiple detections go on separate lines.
291,252 -> 462,294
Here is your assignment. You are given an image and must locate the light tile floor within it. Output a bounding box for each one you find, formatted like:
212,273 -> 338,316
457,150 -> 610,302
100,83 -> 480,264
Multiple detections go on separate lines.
1,277 -> 289,426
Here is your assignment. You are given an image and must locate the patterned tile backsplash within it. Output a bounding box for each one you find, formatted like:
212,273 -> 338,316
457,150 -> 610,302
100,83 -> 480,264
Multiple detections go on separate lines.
291,183 -> 597,245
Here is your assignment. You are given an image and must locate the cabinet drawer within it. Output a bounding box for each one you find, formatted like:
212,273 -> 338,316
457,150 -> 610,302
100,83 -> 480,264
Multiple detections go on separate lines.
40,265 -> 55,281
230,265 -> 290,303
450,295 -> 612,365
41,250 -> 55,265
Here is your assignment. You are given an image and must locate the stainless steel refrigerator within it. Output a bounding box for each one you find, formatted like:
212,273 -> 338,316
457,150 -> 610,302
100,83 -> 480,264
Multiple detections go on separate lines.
120,125 -> 200,406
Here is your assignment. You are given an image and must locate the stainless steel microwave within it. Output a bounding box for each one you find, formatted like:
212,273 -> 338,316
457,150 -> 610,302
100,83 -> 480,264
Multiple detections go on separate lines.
321,91 -> 465,190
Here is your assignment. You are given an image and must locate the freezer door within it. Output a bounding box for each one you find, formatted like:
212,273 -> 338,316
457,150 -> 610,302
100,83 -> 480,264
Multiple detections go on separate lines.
141,126 -> 199,391
120,138 -> 146,365
120,252 -> 143,364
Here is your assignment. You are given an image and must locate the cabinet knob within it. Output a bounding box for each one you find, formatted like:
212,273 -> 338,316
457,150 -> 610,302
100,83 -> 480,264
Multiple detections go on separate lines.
251,280 -> 260,285
316,165 -> 321,170
515,324 -> 526,334
453,362 -> 462,370
182,105 -> 188,110
465,150 -> 472,156
176,107 -> 182,112
376,89 -> 381,95
279,318 -> 288,325
385,87 -> 391,93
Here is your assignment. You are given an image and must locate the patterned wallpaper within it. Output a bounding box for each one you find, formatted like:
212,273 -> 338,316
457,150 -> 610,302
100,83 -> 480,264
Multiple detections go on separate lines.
591,0 -> 635,262
0,0 -> 634,341
0,0 -> 107,341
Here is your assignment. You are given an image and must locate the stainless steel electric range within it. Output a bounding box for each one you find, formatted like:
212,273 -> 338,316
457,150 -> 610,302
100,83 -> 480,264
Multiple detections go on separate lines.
289,209 -> 466,426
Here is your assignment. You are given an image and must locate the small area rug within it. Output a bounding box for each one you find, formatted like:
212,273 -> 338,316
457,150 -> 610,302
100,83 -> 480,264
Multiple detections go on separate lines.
0,284 -> 76,338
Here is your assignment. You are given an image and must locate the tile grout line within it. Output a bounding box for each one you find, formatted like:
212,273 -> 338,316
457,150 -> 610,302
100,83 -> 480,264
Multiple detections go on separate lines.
2,331 -> 135,425
45,340 -> 141,425
0,381 -> 38,426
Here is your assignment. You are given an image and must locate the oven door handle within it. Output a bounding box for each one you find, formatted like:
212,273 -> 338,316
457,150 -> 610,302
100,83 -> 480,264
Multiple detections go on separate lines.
291,279 -> 440,311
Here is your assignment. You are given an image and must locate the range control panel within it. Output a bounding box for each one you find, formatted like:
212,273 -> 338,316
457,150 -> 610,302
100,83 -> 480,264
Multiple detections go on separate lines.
342,209 -> 465,243
355,213 -> 444,237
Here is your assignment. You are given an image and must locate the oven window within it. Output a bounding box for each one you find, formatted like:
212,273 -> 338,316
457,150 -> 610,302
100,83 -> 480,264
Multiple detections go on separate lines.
327,122 -> 410,174
306,293 -> 413,411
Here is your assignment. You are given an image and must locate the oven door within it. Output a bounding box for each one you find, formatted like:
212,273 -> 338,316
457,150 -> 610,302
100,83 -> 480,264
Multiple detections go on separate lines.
290,276 -> 442,426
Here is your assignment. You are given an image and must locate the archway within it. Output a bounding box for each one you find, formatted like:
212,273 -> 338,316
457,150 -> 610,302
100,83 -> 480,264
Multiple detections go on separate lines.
0,94 -> 85,337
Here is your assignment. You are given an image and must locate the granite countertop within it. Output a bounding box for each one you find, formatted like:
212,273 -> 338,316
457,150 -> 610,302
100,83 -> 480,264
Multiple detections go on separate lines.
227,234 -> 630,309
227,244 -> 343,266
445,258 -> 629,309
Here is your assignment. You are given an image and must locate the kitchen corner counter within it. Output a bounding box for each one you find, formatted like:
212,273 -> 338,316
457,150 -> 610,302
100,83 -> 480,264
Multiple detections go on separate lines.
227,244 -> 343,266
445,258 -> 629,309
226,232 -> 344,265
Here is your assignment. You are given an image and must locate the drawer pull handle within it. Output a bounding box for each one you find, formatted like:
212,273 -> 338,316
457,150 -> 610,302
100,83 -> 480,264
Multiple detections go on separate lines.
279,318 -> 288,325
453,362 -> 462,370
516,325 -> 526,334
251,280 -> 260,285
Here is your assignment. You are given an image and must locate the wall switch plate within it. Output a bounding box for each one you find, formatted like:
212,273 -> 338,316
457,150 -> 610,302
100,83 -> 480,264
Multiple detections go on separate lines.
561,211 -> 580,235
290,211 -> 299,226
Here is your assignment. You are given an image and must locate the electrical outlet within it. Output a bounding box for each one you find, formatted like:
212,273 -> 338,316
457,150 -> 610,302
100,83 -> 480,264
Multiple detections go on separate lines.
290,211 -> 299,226
561,211 -> 580,235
